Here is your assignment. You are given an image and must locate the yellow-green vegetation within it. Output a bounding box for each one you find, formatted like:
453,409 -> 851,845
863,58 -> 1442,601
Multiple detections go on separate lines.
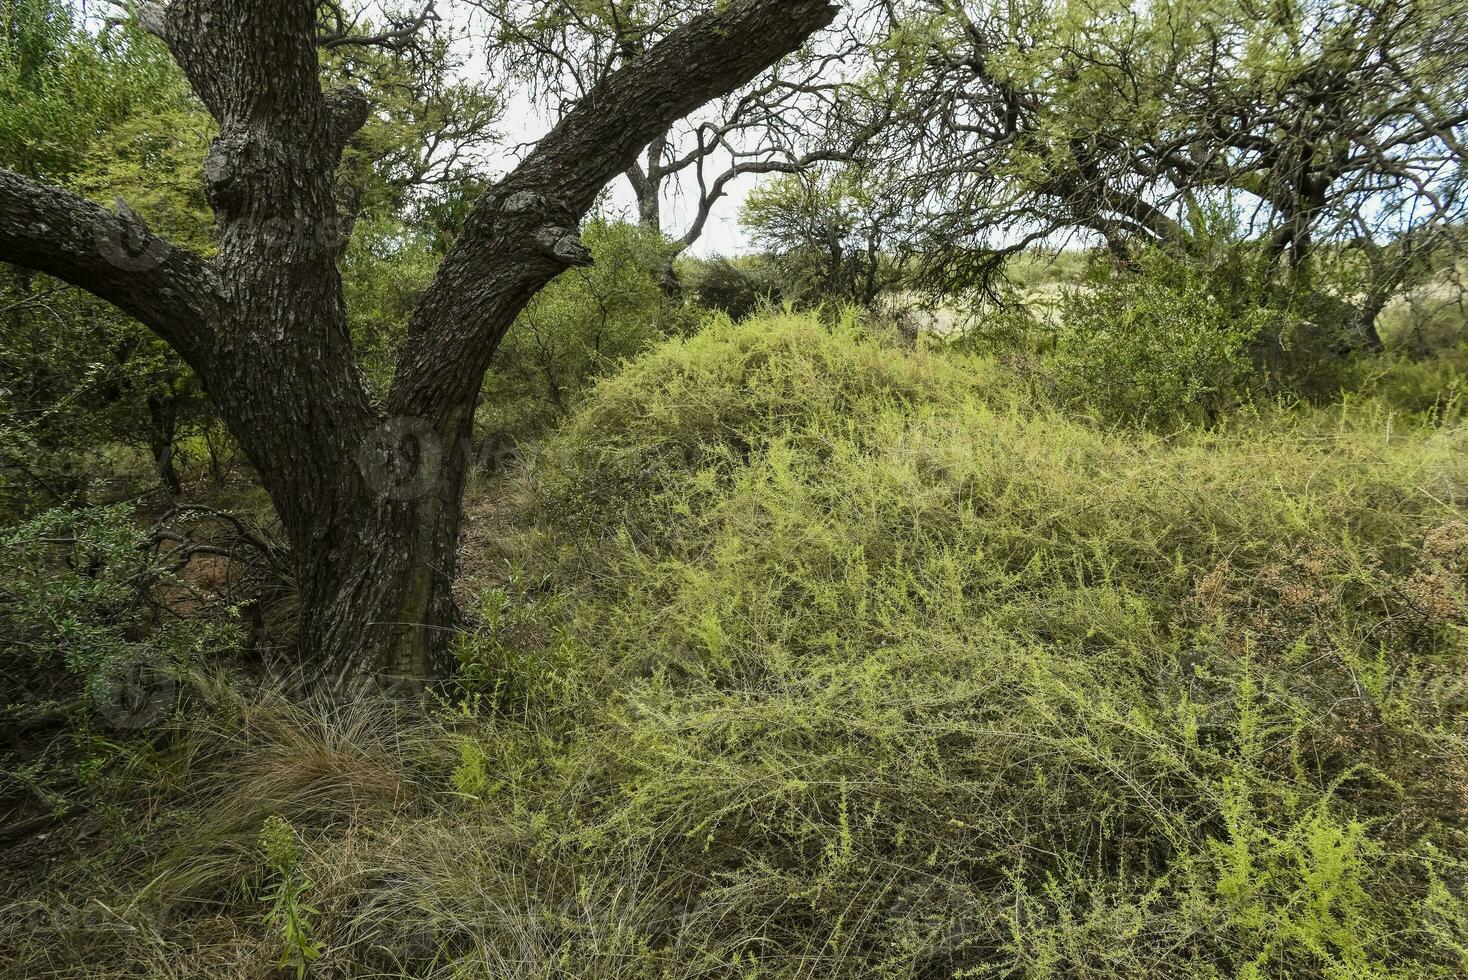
7,312 -> 1465,978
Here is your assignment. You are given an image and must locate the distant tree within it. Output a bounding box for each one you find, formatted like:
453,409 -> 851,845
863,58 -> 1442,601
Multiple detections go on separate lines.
477,0 -> 868,281
680,253 -> 784,320
876,0 -> 1468,347
741,164 -> 908,307
0,0 -> 840,691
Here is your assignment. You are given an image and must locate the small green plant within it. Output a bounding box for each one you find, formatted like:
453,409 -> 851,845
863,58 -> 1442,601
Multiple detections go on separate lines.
1049,248 -> 1288,427
454,569 -> 578,719
2,502 -> 235,718
4,504 -> 154,701
259,815 -> 325,979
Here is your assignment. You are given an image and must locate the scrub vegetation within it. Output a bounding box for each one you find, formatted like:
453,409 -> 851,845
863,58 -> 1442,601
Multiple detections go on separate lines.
2,1 -> 1466,977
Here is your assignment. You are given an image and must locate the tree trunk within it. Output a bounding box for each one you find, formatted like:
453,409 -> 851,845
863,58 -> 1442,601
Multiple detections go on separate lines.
293,405 -> 479,689
145,392 -> 182,496
627,144 -> 683,297
0,0 -> 841,696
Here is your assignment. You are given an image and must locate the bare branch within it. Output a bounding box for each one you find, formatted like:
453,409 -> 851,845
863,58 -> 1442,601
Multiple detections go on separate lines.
317,1 -> 440,53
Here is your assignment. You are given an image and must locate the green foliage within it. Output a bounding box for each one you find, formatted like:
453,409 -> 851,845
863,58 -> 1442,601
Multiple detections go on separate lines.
1,502 -> 235,728
442,313 -> 1468,976
479,220 -> 697,442
454,569 -> 578,721
1,3 -> 205,187
741,165 -> 908,307
679,253 -> 786,320
341,211 -> 445,392
531,309 -> 986,544
5,314 -> 1467,977
321,22 -> 500,224
968,237 -> 1355,428
0,3 -> 215,510
1048,248 -> 1290,427
2,7 -> 1465,973
4,504 -> 157,704
258,815 -> 325,979
1353,345 -> 1468,420
879,0 -> 1468,309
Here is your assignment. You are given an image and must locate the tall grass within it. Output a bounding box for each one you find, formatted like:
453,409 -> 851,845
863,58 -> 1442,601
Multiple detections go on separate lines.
4,312 -> 1465,978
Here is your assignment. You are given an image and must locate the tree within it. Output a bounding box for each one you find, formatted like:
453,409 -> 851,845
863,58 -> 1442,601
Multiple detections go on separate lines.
1,2 -> 504,509
478,0 -> 866,271
874,0 -> 1468,344
741,163 -> 908,307
0,0 -> 840,692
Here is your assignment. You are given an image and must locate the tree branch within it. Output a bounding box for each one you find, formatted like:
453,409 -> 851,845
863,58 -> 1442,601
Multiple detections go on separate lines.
0,168 -> 219,370
317,1 -> 440,53
389,0 -> 839,421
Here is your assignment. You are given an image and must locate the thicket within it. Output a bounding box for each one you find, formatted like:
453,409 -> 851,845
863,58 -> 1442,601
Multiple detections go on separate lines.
964,235 -> 1468,429
3,5 -> 1467,977
5,313 -> 1465,978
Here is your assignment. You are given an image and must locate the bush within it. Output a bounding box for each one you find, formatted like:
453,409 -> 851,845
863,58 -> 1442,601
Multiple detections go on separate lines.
1350,344 -> 1468,419
1045,249 -> 1292,428
967,233 -> 1399,430
6,314 -> 1466,978
478,220 -> 696,444
473,315 -> 1468,976
680,253 -> 786,320
0,502 -> 241,761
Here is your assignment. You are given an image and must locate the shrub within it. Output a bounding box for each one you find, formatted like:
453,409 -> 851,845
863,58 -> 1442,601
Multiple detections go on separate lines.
1353,344 -> 1468,419
400,313 -> 1468,977
491,314 -> 1467,976
6,314 -> 1466,979
967,232 -> 1398,429
680,253 -> 786,320
478,220 -> 697,444
0,503 -> 229,715
1044,248 -> 1292,428
529,309 -> 994,546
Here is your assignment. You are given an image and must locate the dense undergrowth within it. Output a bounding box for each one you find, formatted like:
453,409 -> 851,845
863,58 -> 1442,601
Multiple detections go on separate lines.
4,313 -> 1468,978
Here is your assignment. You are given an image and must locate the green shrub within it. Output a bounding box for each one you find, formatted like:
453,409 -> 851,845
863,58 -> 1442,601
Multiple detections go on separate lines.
529,309 -> 995,546
472,313 -> 1466,976
7,315 -> 1466,979
1351,344 -> 1468,419
1,503 -> 237,746
680,253 -> 786,320
478,220 -> 697,444
968,234 -> 1399,429
1045,249 -> 1292,427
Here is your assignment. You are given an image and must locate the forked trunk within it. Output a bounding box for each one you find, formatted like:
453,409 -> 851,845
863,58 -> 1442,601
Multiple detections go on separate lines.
0,0 -> 841,697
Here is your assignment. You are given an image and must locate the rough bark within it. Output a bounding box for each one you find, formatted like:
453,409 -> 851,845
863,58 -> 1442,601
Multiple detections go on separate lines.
0,0 -> 838,694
